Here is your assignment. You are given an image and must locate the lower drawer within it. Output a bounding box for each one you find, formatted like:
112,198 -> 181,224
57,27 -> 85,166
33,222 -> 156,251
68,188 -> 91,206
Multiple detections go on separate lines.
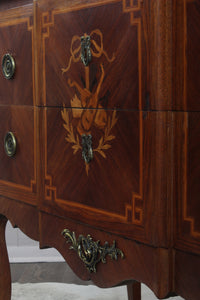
39,107 -> 172,246
0,105 -> 37,204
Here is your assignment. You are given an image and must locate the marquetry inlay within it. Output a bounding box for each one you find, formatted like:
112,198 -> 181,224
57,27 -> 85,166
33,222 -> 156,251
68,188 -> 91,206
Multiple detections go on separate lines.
42,0 -> 144,226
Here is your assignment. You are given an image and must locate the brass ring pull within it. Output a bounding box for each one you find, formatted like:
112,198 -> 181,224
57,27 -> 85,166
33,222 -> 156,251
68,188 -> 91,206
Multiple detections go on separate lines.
4,132 -> 17,157
2,54 -> 15,79
82,134 -> 93,164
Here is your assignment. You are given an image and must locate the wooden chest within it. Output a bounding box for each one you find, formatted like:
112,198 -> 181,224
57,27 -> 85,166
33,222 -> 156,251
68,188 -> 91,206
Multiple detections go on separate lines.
0,1 -> 200,299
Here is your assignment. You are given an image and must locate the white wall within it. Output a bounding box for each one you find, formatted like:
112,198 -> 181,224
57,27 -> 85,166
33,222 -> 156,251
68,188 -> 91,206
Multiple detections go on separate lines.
6,221 -> 64,263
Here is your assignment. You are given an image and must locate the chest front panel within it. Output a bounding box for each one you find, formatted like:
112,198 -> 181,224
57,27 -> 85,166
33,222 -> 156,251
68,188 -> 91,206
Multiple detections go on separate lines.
37,0 -> 172,247
38,0 -> 153,244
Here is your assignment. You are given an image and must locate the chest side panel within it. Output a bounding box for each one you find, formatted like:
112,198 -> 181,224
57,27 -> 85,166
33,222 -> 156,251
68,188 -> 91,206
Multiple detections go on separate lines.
174,112 -> 200,255
173,0 -> 200,111
173,0 -> 200,254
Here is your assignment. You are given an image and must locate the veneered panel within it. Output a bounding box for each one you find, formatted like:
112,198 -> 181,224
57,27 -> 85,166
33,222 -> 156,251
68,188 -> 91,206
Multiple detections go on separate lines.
0,106 -> 37,204
173,0 -> 200,111
45,108 -> 140,215
0,19 -> 34,106
42,1 -> 145,110
38,107 -> 173,247
175,250 -> 200,300
186,0 -> 200,111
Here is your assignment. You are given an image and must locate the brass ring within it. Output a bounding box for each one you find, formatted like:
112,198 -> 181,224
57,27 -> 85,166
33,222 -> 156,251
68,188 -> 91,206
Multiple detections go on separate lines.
2,54 -> 15,79
4,132 -> 17,157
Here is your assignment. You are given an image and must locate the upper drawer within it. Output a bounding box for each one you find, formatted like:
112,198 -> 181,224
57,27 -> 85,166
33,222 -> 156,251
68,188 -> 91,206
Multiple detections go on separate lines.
0,7 -> 34,106
38,1 -> 148,110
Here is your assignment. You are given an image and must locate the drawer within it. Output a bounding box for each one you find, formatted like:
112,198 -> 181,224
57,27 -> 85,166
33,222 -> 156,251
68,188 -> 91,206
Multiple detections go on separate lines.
0,106 -> 37,204
40,107 -> 172,246
42,107 -> 140,213
0,7 -> 34,105
38,0 -> 148,110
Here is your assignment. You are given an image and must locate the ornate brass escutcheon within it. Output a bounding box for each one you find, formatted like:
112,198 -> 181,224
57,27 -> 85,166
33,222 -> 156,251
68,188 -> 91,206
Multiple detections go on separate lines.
4,132 -> 17,157
62,229 -> 124,273
80,35 -> 92,66
2,54 -> 15,79
82,134 -> 93,164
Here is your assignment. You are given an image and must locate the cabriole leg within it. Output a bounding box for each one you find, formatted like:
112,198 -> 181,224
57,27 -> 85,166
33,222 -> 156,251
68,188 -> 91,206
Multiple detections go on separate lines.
127,281 -> 141,300
0,215 -> 11,300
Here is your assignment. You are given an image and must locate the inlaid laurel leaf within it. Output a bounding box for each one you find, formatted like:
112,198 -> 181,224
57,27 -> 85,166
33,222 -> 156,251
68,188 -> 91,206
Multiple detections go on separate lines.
96,150 -> 106,158
97,136 -> 104,148
105,135 -> 115,142
63,124 -> 69,131
111,110 -> 118,128
94,110 -> 117,158
65,137 -> 72,143
72,144 -> 80,154
61,109 -> 70,131
101,144 -> 111,150
61,107 -> 81,153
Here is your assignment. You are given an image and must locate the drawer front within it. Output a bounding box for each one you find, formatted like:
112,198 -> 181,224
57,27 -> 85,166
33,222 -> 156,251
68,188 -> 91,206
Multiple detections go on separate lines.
40,107 -> 172,246
0,6 -> 34,105
39,0 -> 148,110
173,0 -> 200,111
0,106 -> 37,204
174,112 -> 200,254
42,107 -> 141,232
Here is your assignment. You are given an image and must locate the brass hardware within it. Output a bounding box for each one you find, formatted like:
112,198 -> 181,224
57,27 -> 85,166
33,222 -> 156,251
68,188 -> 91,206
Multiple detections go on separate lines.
4,132 -> 17,157
82,134 -> 93,164
81,35 -> 92,66
62,229 -> 124,273
2,54 -> 15,79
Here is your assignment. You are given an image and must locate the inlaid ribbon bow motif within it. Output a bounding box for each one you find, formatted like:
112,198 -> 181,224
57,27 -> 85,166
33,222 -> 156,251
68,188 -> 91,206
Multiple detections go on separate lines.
61,29 -> 115,74
61,29 -> 118,175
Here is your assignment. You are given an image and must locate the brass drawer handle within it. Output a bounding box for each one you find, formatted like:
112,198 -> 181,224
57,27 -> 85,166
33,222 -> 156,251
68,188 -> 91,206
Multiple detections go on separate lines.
82,134 -> 93,164
81,35 -> 92,66
4,132 -> 17,157
2,54 -> 15,79
62,229 -> 124,273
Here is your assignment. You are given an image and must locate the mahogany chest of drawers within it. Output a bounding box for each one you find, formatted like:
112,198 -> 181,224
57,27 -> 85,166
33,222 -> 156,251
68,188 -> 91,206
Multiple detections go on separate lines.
0,1 -> 200,299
